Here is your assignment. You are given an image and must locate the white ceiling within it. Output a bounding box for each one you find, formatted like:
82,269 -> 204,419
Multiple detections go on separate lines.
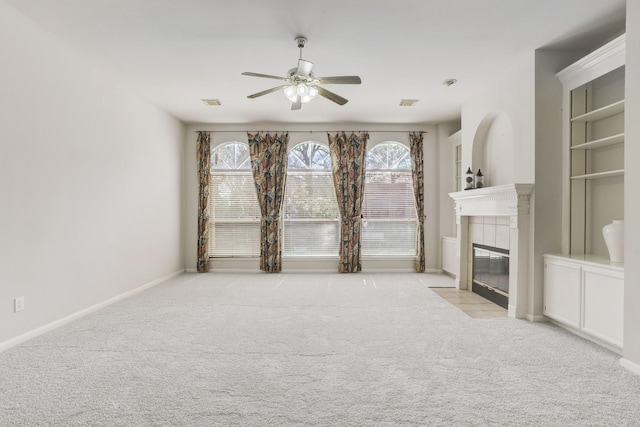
7,0 -> 626,125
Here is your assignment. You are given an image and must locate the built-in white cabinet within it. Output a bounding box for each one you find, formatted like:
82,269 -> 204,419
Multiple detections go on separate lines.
545,35 -> 625,352
544,254 -> 624,352
442,236 -> 458,275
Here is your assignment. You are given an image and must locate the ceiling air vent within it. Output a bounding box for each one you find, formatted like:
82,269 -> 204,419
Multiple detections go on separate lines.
202,99 -> 221,106
399,99 -> 419,107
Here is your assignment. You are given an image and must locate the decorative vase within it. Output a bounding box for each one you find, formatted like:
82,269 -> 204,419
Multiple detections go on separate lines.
602,220 -> 624,263
465,167 -> 474,190
475,169 -> 484,188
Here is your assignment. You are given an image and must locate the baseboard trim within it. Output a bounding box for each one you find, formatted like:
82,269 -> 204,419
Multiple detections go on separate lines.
526,314 -> 548,323
0,270 -> 183,353
620,358 -> 640,377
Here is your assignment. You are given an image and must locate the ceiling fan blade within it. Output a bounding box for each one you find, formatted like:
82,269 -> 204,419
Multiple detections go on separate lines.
242,72 -> 288,81
316,86 -> 348,105
247,85 -> 289,99
296,59 -> 313,77
291,96 -> 302,110
317,76 -> 362,84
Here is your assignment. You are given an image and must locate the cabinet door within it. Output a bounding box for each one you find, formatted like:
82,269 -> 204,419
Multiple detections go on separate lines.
582,267 -> 624,347
544,260 -> 582,328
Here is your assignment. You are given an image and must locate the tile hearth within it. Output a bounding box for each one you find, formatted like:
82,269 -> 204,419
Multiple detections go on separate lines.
432,288 -> 507,319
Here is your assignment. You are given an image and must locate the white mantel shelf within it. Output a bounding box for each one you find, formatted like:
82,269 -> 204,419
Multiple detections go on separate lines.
449,183 -> 534,219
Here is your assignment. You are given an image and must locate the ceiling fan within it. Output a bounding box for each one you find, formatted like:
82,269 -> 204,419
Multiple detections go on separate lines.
242,37 -> 361,110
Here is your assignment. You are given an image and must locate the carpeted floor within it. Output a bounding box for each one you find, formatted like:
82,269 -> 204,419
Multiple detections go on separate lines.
1,272 -> 639,426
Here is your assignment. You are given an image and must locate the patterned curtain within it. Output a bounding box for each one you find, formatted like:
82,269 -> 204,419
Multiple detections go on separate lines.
410,132 -> 426,272
328,132 -> 368,273
196,131 -> 211,273
247,132 -> 289,272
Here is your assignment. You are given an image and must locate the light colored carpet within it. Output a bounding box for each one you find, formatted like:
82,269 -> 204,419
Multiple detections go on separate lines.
1,272 -> 639,426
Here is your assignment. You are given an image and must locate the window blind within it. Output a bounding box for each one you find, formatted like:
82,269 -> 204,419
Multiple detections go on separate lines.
283,170 -> 339,256
209,171 -> 261,257
361,170 -> 417,256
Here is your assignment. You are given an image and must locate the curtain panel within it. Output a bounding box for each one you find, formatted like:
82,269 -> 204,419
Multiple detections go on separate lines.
328,132 -> 368,273
410,132 -> 426,272
196,131 -> 211,272
247,132 -> 289,272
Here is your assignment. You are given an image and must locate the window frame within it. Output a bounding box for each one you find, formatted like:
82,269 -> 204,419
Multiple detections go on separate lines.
362,141 -> 418,257
283,141 -> 340,257
208,141 -> 261,258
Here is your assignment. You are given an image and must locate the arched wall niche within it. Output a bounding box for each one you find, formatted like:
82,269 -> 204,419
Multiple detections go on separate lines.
471,112 -> 514,187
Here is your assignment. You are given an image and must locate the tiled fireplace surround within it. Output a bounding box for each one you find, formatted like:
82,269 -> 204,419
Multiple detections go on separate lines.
467,215 -> 512,277
449,184 -> 534,319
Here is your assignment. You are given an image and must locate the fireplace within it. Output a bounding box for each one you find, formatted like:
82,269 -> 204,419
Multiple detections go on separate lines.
472,244 -> 509,309
449,183 -> 534,319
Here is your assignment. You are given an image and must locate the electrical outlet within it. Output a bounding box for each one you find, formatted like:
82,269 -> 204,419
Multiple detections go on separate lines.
14,297 -> 25,313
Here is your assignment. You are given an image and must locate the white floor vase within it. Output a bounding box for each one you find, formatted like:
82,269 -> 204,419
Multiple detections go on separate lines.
603,220 -> 624,263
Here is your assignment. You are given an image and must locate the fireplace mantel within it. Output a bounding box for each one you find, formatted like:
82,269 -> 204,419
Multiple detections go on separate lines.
449,183 -> 534,219
448,183 -> 535,320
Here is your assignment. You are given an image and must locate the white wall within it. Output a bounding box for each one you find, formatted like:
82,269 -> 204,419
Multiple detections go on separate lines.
623,0 -> 640,370
462,54 -> 536,184
484,113 -> 514,186
0,2 -> 184,345
436,123 -> 460,267
532,48 -> 586,318
182,123 -> 441,272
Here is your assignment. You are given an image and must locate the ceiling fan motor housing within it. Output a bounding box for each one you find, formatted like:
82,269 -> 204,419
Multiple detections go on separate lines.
295,37 -> 307,49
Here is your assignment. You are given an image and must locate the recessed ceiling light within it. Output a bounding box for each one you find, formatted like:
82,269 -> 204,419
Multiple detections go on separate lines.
202,99 -> 221,106
399,99 -> 419,107
442,79 -> 457,87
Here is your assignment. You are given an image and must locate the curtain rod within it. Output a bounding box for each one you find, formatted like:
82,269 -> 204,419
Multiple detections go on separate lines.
193,130 -> 427,134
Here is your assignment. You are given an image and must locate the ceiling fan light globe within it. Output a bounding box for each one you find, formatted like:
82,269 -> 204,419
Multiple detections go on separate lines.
284,85 -> 297,102
299,85 -> 318,103
297,83 -> 308,96
284,83 -> 319,103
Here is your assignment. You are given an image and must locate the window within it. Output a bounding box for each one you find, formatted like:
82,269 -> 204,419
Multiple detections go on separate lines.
283,142 -> 340,256
455,143 -> 462,192
209,142 -> 260,257
362,142 -> 417,256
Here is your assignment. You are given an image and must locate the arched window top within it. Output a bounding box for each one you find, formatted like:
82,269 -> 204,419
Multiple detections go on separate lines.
288,142 -> 332,170
366,142 -> 411,170
211,142 -> 251,170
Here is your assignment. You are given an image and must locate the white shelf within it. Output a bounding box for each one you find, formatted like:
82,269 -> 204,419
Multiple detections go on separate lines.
571,133 -> 624,150
571,100 -> 625,123
570,169 -> 624,180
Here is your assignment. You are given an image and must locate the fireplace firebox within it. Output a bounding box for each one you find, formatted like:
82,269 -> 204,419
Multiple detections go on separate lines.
472,244 -> 509,309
